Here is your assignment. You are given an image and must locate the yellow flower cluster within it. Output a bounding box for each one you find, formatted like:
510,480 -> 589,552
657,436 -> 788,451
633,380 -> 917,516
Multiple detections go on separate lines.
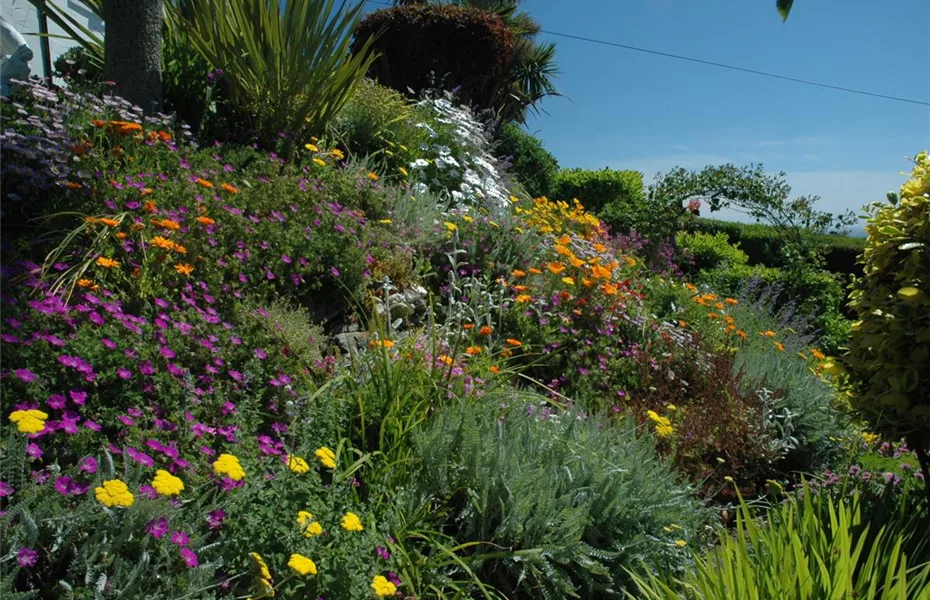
213,453 -> 246,481
647,410 -> 674,438
340,512 -> 364,532
372,575 -> 398,596
297,511 -> 323,537
95,479 -> 135,508
152,469 -> 184,496
315,446 -> 336,469
9,409 -> 48,434
249,552 -> 275,598
287,455 -> 310,474
287,553 -> 317,576
518,197 -> 601,237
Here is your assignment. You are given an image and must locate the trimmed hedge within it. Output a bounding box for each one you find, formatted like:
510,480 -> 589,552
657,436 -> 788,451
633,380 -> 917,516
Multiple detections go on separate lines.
553,168 -> 645,232
676,231 -> 749,275
493,123 -> 559,198
353,5 -> 513,112
692,218 -> 866,276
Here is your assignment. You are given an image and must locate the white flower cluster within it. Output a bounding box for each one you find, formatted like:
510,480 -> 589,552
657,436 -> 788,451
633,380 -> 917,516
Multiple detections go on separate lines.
408,97 -> 511,211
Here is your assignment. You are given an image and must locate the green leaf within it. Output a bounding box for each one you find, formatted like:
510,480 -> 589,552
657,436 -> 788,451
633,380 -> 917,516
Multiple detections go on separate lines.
777,0 -> 794,21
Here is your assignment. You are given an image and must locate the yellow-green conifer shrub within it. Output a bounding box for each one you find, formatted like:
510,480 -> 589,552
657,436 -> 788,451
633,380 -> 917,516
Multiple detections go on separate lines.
844,151 -> 930,456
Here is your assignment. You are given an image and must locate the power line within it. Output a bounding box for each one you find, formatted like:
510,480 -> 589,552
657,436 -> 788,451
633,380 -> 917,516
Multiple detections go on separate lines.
539,30 -> 930,107
361,0 -> 930,107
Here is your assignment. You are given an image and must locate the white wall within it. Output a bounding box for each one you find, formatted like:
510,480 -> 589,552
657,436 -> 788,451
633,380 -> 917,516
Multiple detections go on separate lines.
1,0 -> 104,80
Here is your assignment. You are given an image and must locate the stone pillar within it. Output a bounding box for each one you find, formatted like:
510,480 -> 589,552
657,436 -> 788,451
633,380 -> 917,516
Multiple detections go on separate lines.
0,17 -> 33,97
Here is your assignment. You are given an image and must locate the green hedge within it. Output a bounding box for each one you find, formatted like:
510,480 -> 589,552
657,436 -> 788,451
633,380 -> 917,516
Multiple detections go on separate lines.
676,231 -> 749,275
493,123 -> 559,198
354,5 -> 513,112
692,218 -> 866,276
553,168 -> 645,232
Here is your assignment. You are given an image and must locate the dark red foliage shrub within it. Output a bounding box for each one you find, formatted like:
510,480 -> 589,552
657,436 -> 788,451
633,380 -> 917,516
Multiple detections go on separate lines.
626,331 -> 780,500
353,4 -> 514,112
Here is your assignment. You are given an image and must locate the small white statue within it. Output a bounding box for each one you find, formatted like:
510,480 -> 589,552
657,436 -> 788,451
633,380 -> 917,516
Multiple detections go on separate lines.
1,17 -> 34,97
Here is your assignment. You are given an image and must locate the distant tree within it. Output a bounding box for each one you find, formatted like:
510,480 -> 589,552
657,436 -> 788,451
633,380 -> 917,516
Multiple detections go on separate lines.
777,0 -> 794,21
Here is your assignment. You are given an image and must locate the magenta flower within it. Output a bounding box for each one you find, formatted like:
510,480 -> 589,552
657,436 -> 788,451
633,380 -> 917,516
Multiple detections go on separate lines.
69,390 -> 87,405
0,481 -> 13,497
117,367 -> 132,380
84,419 -> 102,432
180,547 -> 199,568
207,509 -> 226,530
26,443 -> 43,459
377,546 -> 390,560
78,456 -> 98,474
147,517 -> 169,539
171,530 -> 190,547
54,476 -> 73,495
17,547 -> 38,568
14,368 -> 37,383
47,394 -> 67,409
139,485 -> 158,500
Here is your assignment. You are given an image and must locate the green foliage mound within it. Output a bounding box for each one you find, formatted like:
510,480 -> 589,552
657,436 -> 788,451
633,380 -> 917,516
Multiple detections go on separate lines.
843,151 -> 930,454
676,231 -> 749,274
413,398 -> 706,598
493,123 -> 559,198
553,168 -> 646,231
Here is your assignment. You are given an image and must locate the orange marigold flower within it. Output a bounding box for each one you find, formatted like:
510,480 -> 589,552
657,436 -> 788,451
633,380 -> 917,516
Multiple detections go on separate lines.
678,320 -> 688,328
500,348 -> 513,358
64,181 -> 83,190
714,302 -> 724,310
591,265 -> 611,279
601,283 -> 618,296
90,119 -> 107,127
197,216 -> 215,226
685,283 -> 698,293
132,267 -> 142,278
512,285 -> 528,292
220,183 -> 238,194
511,269 -> 526,278
140,188 -> 153,197
571,257 -> 586,268
736,330 -> 748,339
547,262 -> 566,275
172,244 -> 187,254
810,348 -> 826,360
151,236 -> 174,250
115,232 -> 127,239
707,312 -> 719,320
625,256 -> 637,267
774,341 -> 785,352
369,339 -> 395,349
558,234 -> 571,245
582,278 -> 594,288
367,172 -> 379,181
463,323 -> 475,330
559,290 -> 573,301
528,267 -> 543,275
99,218 -> 120,227
593,243 -> 607,252
479,326 -> 493,336
489,366 -> 501,374
465,346 -> 482,355
116,122 -> 143,136
152,218 -> 181,230
438,355 -> 453,366
505,339 -> 522,347
515,294 -> 532,303
195,178 -> 214,189
96,257 -> 119,269
144,201 -> 157,213
157,131 -> 172,142
174,263 -> 194,276
760,330 -> 776,338
77,279 -> 94,288
555,244 -> 573,257
725,297 -> 738,305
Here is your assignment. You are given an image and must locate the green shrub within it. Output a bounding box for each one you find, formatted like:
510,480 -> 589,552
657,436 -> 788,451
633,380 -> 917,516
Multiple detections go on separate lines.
53,46 -> 103,90
493,123 -> 559,198
692,218 -> 866,276
354,5 -> 514,112
628,484 -> 930,600
329,79 -> 431,175
553,168 -> 645,232
676,231 -> 748,275
842,151 -> 930,457
413,397 -> 707,597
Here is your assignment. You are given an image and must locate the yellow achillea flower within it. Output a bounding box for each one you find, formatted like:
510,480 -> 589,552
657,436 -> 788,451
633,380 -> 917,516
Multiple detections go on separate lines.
313,157 -> 327,166
330,149 -> 344,160
95,479 -> 135,507
341,512 -> 364,532
304,143 -> 319,152
213,453 -> 245,481
647,410 -> 674,438
152,469 -> 184,496
96,257 -> 119,269
288,553 -> 317,576
287,455 -> 310,474
561,277 -> 575,286
443,222 -> 457,232
9,409 -> 48,434
250,552 -> 272,580
315,447 -> 336,469
371,575 -> 397,597
297,511 -> 323,537
174,263 -> 194,276
378,219 -> 393,224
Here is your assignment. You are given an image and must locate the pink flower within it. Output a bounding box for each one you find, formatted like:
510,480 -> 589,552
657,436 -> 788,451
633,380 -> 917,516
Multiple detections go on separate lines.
14,368 -> 37,383
207,509 -> 226,530
0,481 -> 14,497
17,547 -> 38,568
147,517 -> 169,539
180,547 -> 199,568
171,530 -> 190,547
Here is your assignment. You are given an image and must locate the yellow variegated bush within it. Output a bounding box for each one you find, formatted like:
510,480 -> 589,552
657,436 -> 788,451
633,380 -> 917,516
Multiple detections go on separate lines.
843,151 -> 930,452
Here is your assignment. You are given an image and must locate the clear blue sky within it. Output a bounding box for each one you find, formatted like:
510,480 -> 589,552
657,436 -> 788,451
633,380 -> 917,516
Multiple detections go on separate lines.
517,0 -> 930,228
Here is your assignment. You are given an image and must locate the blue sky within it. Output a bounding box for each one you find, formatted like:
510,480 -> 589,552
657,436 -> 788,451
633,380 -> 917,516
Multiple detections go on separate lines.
516,0 -> 930,229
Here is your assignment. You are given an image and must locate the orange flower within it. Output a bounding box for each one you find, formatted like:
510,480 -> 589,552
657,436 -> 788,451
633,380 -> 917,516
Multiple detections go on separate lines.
714,302 -> 724,310
590,265 -> 611,279
84,217 -> 98,225
512,285 -> 528,293
511,269 -> 526,278
678,320 -> 688,328
547,262 -> 566,275
601,283 -> 618,296
558,234 -> 571,245
197,216 -> 215,226
774,341 -> 785,352
463,323 -> 475,330
438,355 -> 453,366
489,366 -> 501,374
96,257 -> 119,269
707,313 -> 719,320
90,119 -> 107,127
593,243 -> 607,252
157,131 -> 172,142
570,257 -> 586,268
71,142 -> 91,155
725,324 -> 737,334
500,348 -> 513,358
465,346 -> 483,355
195,178 -> 214,189
685,283 -> 698,293
130,222 -> 145,232
132,267 -> 142,278
369,339 -> 395,349
515,294 -> 532,303
116,122 -> 143,136
151,218 -> 181,230
220,183 -> 239,194
725,298 -> 738,306
64,181 -> 83,190
736,330 -> 748,340
558,290 -> 573,301
115,232 -> 127,239
140,188 -> 154,198
174,263 -> 194,276
367,172 -> 379,181
582,278 -> 594,288
505,339 -> 522,347
77,279 -> 94,288
528,267 -> 543,275
479,326 -> 493,336
759,330 -> 776,338
172,244 -> 187,254
144,201 -> 157,213
555,244 -> 573,257
99,218 -> 120,227
810,349 -> 826,360
625,256 -> 637,267
151,236 -> 175,250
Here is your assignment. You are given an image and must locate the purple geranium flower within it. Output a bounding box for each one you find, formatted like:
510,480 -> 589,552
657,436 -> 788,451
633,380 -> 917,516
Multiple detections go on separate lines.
14,368 -> 37,383
17,547 -> 38,568
147,517 -> 169,539
180,547 -> 199,568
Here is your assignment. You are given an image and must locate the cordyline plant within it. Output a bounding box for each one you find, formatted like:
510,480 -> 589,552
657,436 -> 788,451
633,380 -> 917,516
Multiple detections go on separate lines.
169,0 -> 379,152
